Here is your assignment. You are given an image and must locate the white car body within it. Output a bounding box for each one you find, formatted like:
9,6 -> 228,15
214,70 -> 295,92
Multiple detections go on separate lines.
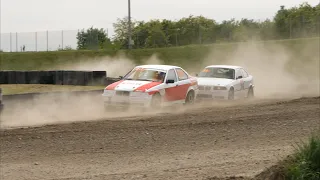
196,65 -> 254,100
102,65 -> 199,108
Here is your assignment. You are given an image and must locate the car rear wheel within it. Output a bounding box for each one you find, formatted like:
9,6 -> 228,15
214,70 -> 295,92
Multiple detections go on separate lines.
247,87 -> 254,99
228,88 -> 234,100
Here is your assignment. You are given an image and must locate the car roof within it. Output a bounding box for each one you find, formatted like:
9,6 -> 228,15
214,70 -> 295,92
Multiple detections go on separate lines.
135,64 -> 181,71
205,65 -> 243,69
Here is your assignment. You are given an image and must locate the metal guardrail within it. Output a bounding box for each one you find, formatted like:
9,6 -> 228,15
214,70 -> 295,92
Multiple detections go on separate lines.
0,76 -> 121,113
0,70 -> 108,86
0,88 -> 3,113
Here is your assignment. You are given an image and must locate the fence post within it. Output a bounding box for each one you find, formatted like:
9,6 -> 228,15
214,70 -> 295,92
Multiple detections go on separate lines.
46,30 -> 49,51
10,32 -> 12,52
61,30 -> 64,50
35,32 -> 37,52
289,18 -> 292,39
16,32 -> 18,52
175,29 -> 178,46
199,25 -> 202,44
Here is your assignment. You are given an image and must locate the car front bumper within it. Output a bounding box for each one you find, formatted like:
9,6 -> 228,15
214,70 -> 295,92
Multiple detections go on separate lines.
0,104 -> 4,113
102,91 -> 153,108
196,90 -> 229,100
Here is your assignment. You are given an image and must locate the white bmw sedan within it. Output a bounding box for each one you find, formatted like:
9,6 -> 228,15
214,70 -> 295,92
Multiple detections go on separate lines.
196,65 -> 254,100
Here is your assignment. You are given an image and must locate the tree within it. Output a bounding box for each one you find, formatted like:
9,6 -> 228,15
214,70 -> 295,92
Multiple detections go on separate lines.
109,2 -> 319,49
76,27 -> 110,50
112,17 -> 136,49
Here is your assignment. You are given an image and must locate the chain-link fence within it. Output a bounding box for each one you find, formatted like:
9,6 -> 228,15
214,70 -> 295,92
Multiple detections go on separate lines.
1,16 -> 319,52
0,29 -> 110,52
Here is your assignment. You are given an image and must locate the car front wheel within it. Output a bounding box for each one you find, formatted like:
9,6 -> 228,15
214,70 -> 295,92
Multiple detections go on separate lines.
228,88 -> 234,100
185,91 -> 195,105
151,93 -> 162,109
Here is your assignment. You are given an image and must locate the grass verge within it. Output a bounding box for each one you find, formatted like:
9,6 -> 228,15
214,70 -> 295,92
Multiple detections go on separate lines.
284,129 -> 320,180
254,128 -> 320,180
0,84 -> 105,95
0,37 -> 319,71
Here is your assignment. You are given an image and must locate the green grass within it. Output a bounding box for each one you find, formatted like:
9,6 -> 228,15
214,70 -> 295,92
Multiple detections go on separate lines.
0,84 -> 105,95
284,129 -> 320,180
0,37 -> 319,72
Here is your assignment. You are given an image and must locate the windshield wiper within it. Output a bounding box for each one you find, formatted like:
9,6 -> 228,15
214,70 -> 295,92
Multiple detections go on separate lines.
136,79 -> 153,81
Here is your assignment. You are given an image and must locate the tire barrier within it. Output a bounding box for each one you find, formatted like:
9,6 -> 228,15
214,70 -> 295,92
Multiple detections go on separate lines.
2,89 -> 104,103
0,70 -> 112,86
0,71 -> 9,84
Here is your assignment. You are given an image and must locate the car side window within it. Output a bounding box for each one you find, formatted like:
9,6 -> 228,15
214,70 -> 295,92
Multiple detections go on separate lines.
235,69 -> 242,79
166,69 -> 177,82
175,68 -> 188,81
241,69 -> 249,78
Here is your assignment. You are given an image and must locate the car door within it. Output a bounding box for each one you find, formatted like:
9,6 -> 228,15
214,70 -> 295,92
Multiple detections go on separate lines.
234,68 -> 244,97
174,68 -> 191,100
240,68 -> 251,95
164,69 -> 180,101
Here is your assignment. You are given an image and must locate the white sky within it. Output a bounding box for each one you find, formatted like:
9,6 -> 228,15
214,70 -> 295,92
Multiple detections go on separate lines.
0,0 -> 319,52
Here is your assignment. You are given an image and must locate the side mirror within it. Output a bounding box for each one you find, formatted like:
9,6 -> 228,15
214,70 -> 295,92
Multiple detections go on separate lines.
237,76 -> 243,79
166,79 -> 175,84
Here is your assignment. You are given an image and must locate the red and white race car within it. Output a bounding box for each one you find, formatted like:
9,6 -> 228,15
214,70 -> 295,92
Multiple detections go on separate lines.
102,65 -> 198,109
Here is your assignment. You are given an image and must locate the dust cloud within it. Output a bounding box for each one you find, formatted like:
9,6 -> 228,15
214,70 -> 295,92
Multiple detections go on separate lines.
1,40 -> 319,129
0,53 -> 169,129
189,40 -> 320,98
54,53 -> 164,77
0,92 -> 162,129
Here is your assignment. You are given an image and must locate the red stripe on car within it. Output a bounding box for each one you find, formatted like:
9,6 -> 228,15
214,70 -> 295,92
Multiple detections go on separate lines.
105,80 -> 124,90
134,82 -> 162,92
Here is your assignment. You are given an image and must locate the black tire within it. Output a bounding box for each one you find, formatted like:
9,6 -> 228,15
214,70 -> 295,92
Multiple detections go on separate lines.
247,87 -> 254,99
151,93 -> 162,109
228,88 -> 234,100
185,90 -> 195,105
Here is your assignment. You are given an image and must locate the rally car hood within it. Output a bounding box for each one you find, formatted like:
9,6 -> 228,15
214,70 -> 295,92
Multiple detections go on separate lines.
106,80 -> 161,92
197,77 -> 234,86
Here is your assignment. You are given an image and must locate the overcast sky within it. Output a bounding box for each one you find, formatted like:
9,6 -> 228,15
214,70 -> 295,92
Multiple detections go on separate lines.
2,0 -> 319,33
0,0 -> 319,52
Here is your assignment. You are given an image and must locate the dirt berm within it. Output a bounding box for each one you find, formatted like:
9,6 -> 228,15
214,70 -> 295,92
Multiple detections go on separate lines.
1,96 -> 319,180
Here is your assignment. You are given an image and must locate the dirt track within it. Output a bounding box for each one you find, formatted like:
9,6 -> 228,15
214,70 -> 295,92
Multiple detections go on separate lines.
1,96 -> 319,180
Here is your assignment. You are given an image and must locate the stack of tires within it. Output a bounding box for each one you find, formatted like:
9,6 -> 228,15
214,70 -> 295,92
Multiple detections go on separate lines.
0,88 -> 3,113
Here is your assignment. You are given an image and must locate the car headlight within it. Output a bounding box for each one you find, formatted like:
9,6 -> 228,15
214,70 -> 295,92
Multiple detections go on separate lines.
213,86 -> 227,90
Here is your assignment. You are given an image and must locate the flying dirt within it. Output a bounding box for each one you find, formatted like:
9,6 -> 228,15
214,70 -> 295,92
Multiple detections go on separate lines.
1,96 -> 319,180
0,40 -> 319,179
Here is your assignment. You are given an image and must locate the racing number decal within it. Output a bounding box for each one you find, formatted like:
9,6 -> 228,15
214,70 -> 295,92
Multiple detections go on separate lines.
202,68 -> 210,72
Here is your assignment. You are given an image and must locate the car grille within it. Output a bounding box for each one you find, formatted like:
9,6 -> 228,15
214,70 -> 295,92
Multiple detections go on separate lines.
115,91 -> 130,96
199,86 -> 212,91
197,94 -> 212,98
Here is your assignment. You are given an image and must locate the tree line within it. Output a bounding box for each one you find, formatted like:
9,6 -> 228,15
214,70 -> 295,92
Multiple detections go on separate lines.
76,2 -> 320,50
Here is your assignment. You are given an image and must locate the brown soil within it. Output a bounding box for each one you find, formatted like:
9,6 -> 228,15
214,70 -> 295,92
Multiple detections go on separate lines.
1,96 -> 319,180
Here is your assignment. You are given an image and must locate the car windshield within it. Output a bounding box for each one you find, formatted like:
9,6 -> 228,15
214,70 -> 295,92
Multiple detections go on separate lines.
123,67 -> 166,82
198,67 -> 235,79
